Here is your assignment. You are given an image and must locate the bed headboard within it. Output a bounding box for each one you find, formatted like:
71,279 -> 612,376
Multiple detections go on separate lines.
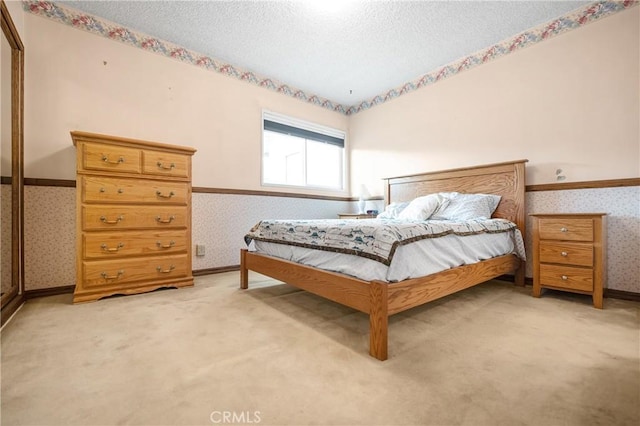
383,159 -> 528,234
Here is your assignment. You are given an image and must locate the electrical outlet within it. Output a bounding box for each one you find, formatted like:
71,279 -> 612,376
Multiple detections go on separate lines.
196,244 -> 205,256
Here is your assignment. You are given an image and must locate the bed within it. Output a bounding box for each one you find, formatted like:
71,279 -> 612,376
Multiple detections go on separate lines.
240,159 -> 527,360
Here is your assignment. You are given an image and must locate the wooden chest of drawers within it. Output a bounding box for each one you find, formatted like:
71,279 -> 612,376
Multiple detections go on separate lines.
531,213 -> 607,308
72,131 -> 196,303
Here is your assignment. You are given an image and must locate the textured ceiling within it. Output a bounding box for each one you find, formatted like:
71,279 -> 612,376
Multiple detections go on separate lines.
58,0 -> 593,107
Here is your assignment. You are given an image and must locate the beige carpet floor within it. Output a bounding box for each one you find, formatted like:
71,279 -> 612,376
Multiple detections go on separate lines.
1,272 -> 638,426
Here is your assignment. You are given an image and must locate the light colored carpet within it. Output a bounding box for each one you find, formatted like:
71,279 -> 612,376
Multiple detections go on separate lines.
1,272 -> 638,426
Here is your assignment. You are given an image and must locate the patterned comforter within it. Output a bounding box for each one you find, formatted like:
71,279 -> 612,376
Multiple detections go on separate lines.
244,218 -> 521,266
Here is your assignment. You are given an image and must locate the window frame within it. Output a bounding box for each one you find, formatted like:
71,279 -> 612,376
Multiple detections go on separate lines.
261,110 -> 347,192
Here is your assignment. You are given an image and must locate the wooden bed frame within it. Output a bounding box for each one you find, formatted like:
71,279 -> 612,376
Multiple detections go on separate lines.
240,159 -> 527,360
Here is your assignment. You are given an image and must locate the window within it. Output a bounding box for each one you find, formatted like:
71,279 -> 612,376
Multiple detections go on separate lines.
262,111 -> 345,190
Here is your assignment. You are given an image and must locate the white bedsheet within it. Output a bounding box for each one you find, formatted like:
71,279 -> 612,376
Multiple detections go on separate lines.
252,228 -> 524,282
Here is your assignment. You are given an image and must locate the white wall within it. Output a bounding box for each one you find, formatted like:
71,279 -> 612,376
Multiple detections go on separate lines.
349,7 -> 639,196
4,1 -> 25,38
23,13 -> 349,198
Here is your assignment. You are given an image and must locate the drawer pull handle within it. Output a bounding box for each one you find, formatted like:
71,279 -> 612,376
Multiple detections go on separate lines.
156,190 -> 175,199
100,215 -> 124,224
156,240 -> 175,249
157,161 -> 176,170
98,188 -> 123,194
101,270 -> 124,280
100,242 -> 125,252
561,251 -> 568,257
156,215 -> 176,224
102,155 -> 125,164
560,227 -> 568,233
561,275 -> 568,281
156,265 -> 175,274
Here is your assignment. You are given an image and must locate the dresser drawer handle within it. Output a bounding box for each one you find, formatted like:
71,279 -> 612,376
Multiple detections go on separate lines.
156,215 -> 176,224
561,251 -> 568,257
100,215 -> 124,224
101,270 -> 124,280
156,240 -> 175,249
560,227 -> 568,233
561,275 -> 568,280
156,190 -> 175,199
98,188 -> 123,194
102,155 -> 125,164
157,161 -> 176,170
101,242 -> 125,252
156,265 -> 175,274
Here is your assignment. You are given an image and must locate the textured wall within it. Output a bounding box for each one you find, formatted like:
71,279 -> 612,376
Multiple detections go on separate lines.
1,184 -> 11,294
23,186 -> 76,291
22,186 -> 352,290
22,185 -> 639,293
191,193 -> 352,270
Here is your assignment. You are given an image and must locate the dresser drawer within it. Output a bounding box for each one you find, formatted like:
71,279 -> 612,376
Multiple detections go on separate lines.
83,230 -> 188,259
81,176 -> 188,205
538,218 -> 593,242
539,242 -> 593,267
142,150 -> 190,178
82,206 -> 188,230
82,254 -> 189,288
539,264 -> 593,292
81,142 -> 141,174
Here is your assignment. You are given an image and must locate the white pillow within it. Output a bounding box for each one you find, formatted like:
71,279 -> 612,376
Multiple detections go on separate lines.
397,194 -> 448,221
376,202 -> 409,219
430,192 -> 501,221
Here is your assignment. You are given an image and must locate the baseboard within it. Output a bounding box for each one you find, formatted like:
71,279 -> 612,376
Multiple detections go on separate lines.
497,274 -> 639,301
603,288 -> 640,302
192,265 -> 240,276
21,269 -> 242,298
20,272 -> 639,302
1,294 -> 25,326
24,285 -> 75,299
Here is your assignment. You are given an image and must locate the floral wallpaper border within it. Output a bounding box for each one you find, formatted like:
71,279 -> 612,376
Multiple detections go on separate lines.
23,0 -> 638,116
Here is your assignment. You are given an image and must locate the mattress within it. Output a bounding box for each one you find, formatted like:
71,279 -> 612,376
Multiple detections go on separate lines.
251,226 -> 525,282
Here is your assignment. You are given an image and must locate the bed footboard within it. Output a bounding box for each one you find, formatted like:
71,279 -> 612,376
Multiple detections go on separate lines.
240,249 -> 390,360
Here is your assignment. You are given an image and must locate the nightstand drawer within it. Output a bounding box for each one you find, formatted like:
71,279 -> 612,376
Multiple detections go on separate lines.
539,242 -> 593,267
538,218 -> 593,241
539,264 -> 593,292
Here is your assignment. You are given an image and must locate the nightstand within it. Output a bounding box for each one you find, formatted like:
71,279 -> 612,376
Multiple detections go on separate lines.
531,213 -> 607,308
338,213 -> 376,219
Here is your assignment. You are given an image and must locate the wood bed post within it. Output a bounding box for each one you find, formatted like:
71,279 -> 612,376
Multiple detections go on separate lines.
515,261 -> 525,287
240,249 -> 249,289
369,280 -> 389,361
